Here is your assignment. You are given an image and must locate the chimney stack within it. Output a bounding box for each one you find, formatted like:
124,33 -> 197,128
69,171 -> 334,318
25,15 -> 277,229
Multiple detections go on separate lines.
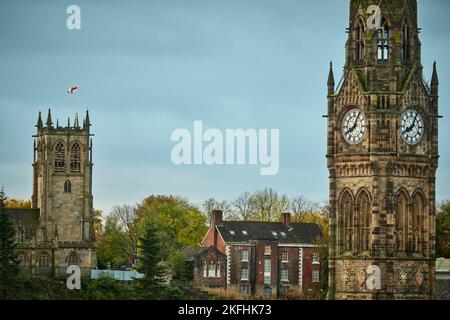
281,212 -> 292,226
212,210 -> 223,227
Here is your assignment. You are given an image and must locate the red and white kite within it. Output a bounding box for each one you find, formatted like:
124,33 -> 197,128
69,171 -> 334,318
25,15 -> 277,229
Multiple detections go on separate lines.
67,86 -> 78,94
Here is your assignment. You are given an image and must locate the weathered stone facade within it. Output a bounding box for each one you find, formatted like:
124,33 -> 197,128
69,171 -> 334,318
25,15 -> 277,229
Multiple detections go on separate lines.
9,110 -> 96,276
327,0 -> 439,300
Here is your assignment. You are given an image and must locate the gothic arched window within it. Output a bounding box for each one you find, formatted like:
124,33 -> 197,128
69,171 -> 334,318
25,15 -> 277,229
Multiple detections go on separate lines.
67,251 -> 79,266
402,22 -> 410,62
377,19 -> 389,62
356,19 -> 365,62
54,142 -> 66,172
395,191 -> 408,253
70,142 -> 81,173
64,180 -> 71,193
357,191 -> 371,252
339,191 -> 354,254
18,253 -> 28,267
412,192 -> 426,255
38,252 -> 50,268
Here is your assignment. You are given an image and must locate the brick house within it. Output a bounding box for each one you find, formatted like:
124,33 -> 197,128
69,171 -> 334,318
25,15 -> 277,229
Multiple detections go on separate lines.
191,210 -> 322,298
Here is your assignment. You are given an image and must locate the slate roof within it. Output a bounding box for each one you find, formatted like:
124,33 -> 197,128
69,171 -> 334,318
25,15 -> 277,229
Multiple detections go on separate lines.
5,208 -> 40,227
216,221 -> 321,245
182,247 -> 207,262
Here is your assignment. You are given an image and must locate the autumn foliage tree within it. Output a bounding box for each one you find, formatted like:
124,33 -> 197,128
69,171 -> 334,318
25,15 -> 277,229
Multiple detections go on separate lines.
436,201 -> 450,258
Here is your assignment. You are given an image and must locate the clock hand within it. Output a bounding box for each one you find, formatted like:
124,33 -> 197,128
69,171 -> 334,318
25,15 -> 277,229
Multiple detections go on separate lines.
406,113 -> 419,133
349,112 -> 360,133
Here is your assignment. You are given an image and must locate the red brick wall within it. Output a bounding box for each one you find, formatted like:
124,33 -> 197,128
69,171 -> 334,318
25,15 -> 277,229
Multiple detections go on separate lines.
302,247 -> 321,290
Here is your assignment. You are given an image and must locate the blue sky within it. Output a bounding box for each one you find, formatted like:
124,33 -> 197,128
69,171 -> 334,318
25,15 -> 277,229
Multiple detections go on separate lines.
0,0 -> 449,214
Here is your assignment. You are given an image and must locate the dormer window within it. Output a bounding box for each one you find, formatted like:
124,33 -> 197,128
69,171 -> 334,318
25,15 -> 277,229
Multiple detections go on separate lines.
271,231 -> 278,237
229,230 -> 235,236
242,230 -> 248,235
280,232 -> 287,238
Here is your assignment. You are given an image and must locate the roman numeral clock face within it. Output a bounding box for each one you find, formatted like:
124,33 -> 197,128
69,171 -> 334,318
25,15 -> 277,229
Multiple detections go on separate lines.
342,109 -> 366,145
400,109 -> 424,145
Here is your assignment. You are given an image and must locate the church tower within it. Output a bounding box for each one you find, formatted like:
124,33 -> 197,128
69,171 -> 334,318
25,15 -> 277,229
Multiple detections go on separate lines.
327,0 -> 439,299
32,109 -> 95,273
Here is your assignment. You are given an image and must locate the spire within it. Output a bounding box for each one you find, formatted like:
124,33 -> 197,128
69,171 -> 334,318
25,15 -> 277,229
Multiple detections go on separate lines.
74,113 -> 80,128
67,117 -> 71,128
36,111 -> 43,128
431,61 -> 439,96
328,61 -> 335,95
46,109 -> 53,127
56,118 -> 59,128
431,61 -> 439,86
84,110 -> 91,128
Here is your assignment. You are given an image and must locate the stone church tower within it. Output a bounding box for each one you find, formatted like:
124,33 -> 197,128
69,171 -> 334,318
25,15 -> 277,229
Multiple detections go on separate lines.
327,0 -> 439,299
13,109 -> 97,274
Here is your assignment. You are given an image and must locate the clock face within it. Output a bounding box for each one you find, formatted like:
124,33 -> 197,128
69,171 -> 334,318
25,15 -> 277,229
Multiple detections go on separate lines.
342,109 -> 366,145
400,109 -> 424,145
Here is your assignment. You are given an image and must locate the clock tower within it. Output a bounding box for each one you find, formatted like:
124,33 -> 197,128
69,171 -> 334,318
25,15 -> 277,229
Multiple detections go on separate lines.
327,0 -> 439,300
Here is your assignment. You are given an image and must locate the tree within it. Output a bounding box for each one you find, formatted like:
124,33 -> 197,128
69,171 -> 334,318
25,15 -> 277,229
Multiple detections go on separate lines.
436,201 -> 450,258
138,195 -> 208,279
4,198 -> 31,209
92,209 -> 103,242
136,223 -> 167,299
251,188 -> 290,221
0,188 -> 20,299
202,198 -> 231,223
96,214 -> 132,269
229,191 -> 254,221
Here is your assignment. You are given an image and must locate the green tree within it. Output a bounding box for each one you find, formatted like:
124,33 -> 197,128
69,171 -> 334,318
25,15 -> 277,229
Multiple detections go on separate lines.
136,223 -> 167,299
436,201 -> 450,258
0,188 -> 20,299
96,214 -> 132,269
137,195 -> 208,278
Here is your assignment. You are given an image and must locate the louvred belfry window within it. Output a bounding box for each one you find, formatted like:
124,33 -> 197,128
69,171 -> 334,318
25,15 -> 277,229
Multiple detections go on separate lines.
70,143 -> 81,172
356,19 -> 365,62
54,142 -> 66,172
377,19 -> 389,62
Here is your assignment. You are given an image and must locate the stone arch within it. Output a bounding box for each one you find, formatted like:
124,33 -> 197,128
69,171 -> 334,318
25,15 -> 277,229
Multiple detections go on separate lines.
37,251 -> 51,268
377,18 -> 390,61
67,251 -> 80,266
355,188 -> 372,253
395,188 -> 410,253
53,140 -> 66,172
338,189 -> 354,254
354,16 -> 366,62
70,141 -> 82,172
411,189 -> 428,255
17,251 -> 29,267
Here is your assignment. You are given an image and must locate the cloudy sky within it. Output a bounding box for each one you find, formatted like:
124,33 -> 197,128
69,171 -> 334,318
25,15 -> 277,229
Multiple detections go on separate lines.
0,0 -> 449,214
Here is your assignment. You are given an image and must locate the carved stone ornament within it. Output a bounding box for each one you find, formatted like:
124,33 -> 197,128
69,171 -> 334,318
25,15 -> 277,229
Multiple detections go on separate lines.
399,270 -> 407,286
415,270 -> 424,287
341,266 -> 350,286
358,269 -> 367,287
